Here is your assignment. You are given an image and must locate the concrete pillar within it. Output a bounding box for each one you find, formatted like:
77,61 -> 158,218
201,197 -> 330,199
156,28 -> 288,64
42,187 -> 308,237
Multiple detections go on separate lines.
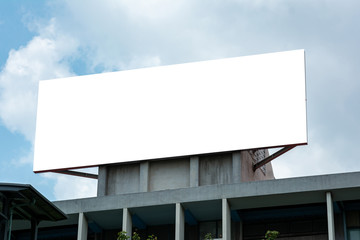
77,212 -> 88,240
123,208 -> 132,238
232,152 -> 242,183
190,156 -> 199,187
97,166 -> 107,196
326,192 -> 335,240
222,199 -> 231,240
140,162 -> 149,192
175,203 -> 185,240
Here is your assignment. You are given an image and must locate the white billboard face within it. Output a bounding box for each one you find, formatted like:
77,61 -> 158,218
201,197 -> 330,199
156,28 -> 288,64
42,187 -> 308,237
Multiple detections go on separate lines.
33,50 -> 307,172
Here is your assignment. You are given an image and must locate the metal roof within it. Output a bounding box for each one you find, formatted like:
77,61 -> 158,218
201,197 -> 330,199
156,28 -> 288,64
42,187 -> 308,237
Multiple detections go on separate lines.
0,183 -> 67,222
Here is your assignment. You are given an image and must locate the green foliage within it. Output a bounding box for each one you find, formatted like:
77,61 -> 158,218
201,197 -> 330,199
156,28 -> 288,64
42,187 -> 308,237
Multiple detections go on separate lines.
146,234 -> 157,240
204,232 -> 213,240
132,232 -> 141,240
263,230 -> 279,240
117,231 -> 130,240
117,231 -> 156,240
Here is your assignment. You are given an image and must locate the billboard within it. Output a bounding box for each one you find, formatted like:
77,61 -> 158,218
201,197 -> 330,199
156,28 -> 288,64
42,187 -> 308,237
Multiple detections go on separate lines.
33,50 -> 307,172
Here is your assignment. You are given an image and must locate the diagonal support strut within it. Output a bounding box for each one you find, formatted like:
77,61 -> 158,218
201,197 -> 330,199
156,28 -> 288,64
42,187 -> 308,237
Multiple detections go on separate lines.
253,145 -> 296,171
54,170 -> 98,179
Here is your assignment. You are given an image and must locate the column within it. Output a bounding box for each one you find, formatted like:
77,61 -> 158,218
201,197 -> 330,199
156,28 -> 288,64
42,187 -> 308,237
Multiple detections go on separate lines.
190,156 -> 199,187
176,203 -> 185,240
326,192 -> 335,240
222,199 -> 231,240
123,208 -> 132,238
232,152 -> 242,183
77,212 -> 88,240
97,166 -> 108,196
140,162 -> 149,192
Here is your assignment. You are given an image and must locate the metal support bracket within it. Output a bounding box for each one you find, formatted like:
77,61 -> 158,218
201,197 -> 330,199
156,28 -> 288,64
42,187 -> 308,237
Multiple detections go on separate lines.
253,145 -> 296,171
55,170 -> 98,179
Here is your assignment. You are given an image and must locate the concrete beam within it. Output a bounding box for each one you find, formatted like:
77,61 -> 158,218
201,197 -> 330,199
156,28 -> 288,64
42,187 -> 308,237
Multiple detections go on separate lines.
55,171 -> 360,215
77,212 -> 88,240
175,203 -> 185,240
222,199 -> 231,240
123,208 -> 132,238
326,192 -> 335,240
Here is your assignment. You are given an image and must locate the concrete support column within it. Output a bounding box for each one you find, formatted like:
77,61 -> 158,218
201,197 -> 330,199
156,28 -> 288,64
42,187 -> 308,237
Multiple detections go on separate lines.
232,152 -> 242,183
97,166 -> 107,196
222,199 -> 231,240
123,208 -> 132,238
175,203 -> 185,240
190,156 -> 199,187
140,162 -> 149,192
326,192 -> 335,240
77,212 -> 88,240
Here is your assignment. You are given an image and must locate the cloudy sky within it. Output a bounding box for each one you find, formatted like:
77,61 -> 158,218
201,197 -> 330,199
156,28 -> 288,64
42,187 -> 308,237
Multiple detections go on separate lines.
0,0 -> 359,201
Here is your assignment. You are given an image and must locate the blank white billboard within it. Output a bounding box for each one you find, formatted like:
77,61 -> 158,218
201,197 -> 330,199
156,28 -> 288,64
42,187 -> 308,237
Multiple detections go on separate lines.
33,49 -> 307,172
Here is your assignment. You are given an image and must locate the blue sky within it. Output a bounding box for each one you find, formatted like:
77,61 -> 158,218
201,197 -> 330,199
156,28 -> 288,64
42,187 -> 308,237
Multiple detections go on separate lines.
1,1 -> 360,201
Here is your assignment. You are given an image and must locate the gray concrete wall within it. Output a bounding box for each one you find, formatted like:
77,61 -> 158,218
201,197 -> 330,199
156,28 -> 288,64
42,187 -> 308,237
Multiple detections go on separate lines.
106,163 -> 140,195
149,158 -> 189,192
199,153 -> 233,186
98,150 -> 275,196
240,150 -> 275,182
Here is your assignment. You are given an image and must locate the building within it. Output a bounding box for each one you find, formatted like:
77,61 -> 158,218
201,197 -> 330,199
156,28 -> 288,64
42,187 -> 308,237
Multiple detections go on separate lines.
9,150 -> 360,240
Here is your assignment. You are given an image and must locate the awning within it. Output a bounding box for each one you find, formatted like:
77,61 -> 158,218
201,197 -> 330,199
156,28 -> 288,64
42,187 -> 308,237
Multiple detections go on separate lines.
0,183 -> 67,240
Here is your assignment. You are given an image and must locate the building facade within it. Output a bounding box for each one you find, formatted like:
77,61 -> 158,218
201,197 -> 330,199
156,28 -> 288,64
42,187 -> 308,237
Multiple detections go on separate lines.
9,150 -> 360,240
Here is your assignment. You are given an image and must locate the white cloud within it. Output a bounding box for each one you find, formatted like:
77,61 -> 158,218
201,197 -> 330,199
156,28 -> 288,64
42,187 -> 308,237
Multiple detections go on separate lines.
0,18 -> 84,200
44,172 -> 97,200
0,18 -> 78,142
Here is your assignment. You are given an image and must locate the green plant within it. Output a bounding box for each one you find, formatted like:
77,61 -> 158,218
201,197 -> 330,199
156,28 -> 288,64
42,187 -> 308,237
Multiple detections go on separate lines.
117,231 -> 130,240
132,232 -> 141,240
204,232 -> 213,240
146,234 -> 157,240
263,230 -> 279,240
